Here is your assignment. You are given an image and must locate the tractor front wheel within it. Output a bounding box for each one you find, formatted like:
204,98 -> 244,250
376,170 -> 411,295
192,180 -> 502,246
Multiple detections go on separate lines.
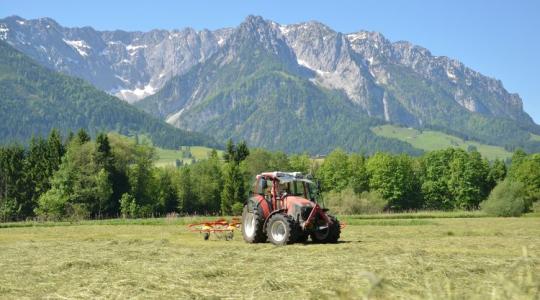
266,214 -> 297,246
311,215 -> 341,244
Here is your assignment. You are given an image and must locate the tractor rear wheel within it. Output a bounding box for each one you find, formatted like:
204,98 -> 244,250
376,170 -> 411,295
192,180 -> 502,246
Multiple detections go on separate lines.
266,214 -> 297,246
241,205 -> 266,243
311,215 -> 341,244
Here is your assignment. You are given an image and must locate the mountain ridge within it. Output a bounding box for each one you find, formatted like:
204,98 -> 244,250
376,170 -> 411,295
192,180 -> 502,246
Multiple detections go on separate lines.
1,15 -> 539,154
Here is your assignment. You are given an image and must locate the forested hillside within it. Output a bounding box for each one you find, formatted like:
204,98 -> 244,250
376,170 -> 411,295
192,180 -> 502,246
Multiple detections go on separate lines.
0,41 -> 217,149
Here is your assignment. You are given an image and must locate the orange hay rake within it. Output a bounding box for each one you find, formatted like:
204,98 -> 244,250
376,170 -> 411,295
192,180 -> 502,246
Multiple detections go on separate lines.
187,218 -> 241,240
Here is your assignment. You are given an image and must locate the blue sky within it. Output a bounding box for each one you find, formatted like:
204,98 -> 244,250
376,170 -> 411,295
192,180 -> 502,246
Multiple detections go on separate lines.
1,0 -> 539,123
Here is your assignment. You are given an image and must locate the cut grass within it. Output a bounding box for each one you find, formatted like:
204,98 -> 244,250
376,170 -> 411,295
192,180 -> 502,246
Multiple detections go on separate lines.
341,210 -> 488,220
0,211 -> 485,229
0,216 -> 539,299
371,124 -> 512,160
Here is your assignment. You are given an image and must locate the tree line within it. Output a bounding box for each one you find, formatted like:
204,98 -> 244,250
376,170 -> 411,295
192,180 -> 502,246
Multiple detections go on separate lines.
1,129 -> 539,221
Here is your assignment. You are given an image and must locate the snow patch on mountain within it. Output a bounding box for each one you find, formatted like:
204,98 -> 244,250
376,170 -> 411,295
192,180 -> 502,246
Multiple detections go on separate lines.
279,25 -> 291,35
446,68 -> 457,81
126,44 -> 147,52
0,25 -> 9,40
115,84 -> 156,103
346,32 -> 368,42
114,75 -> 130,84
63,39 -> 90,57
297,59 -> 329,76
166,108 -> 185,125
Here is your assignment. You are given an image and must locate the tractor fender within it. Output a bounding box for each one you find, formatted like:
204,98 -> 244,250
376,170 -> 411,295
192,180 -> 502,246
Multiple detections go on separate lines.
262,209 -> 286,231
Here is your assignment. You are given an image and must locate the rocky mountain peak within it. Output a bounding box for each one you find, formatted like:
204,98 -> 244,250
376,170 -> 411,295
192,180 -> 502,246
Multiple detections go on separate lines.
228,15 -> 293,59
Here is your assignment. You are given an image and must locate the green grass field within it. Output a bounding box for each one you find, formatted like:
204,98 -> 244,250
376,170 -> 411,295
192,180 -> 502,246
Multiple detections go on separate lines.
1,215 -> 538,299
155,146 -> 223,167
371,125 -> 512,160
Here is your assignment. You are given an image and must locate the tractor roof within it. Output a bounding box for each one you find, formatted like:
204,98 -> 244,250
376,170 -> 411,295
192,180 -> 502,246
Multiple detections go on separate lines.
257,171 -> 314,184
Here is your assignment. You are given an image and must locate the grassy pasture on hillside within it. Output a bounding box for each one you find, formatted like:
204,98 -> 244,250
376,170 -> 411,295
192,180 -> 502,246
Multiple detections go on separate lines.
371,125 -> 512,160
0,215 -> 538,299
128,134 -> 222,167
530,133 -> 540,142
155,146 -> 223,167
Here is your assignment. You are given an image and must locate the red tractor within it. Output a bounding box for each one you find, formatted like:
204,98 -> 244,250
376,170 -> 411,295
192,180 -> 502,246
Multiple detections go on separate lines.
241,172 -> 341,245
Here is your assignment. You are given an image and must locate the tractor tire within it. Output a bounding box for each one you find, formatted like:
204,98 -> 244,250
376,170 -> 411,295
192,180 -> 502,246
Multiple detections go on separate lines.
241,205 -> 266,243
266,214 -> 298,246
296,233 -> 309,243
294,222 -> 309,243
311,215 -> 341,244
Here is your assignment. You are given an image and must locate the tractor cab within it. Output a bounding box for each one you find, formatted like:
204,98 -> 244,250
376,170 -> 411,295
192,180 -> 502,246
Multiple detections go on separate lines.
254,171 -> 318,207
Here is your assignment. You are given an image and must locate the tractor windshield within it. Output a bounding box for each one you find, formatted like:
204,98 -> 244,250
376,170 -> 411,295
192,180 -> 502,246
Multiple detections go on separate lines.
278,178 -> 317,201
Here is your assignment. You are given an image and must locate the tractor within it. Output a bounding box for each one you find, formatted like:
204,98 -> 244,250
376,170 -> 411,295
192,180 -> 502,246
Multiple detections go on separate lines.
241,171 -> 341,245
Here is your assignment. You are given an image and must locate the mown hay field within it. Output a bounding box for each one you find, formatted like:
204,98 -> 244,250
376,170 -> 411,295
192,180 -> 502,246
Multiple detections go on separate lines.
0,215 -> 539,299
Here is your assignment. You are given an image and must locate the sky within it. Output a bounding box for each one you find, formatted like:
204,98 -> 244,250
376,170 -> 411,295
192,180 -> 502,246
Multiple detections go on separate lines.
1,0 -> 539,123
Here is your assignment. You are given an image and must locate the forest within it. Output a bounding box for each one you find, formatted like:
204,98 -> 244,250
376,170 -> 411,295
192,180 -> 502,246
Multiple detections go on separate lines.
0,129 -> 539,222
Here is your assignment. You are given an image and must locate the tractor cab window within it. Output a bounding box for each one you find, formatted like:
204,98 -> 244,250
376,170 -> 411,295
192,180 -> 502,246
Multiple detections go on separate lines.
289,181 -> 305,197
277,182 -> 290,197
255,177 -> 274,198
278,180 -> 307,197
306,182 -> 318,202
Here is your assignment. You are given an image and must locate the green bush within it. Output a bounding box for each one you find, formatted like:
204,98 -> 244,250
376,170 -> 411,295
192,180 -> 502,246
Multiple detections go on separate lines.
231,202 -> 244,216
65,203 -> 90,221
35,188 -> 68,221
532,202 -> 540,214
481,179 -> 528,217
120,193 -> 138,218
325,188 -> 387,215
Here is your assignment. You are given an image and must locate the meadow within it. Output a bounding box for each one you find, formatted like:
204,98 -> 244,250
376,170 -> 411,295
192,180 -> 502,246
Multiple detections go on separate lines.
155,146 -> 223,167
371,125 -> 512,160
0,214 -> 539,299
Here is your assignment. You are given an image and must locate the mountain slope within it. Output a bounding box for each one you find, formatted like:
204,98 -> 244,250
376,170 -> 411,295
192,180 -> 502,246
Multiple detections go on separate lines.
137,17 -> 420,154
136,16 -> 539,153
0,40 -> 217,148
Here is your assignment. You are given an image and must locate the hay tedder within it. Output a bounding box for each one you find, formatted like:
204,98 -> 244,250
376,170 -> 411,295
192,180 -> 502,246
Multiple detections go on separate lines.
241,172 -> 341,245
187,218 -> 241,240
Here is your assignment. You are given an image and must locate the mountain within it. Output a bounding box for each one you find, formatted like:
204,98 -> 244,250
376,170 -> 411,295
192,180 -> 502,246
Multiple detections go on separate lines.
0,15 -> 230,103
0,40 -> 217,148
2,15 -> 539,154
136,16 -> 420,154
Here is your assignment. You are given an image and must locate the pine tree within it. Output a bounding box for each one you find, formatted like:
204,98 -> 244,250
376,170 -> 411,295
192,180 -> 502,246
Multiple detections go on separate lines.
220,140 -> 249,215
75,129 -> 91,144
178,168 -> 196,213
24,136 -> 50,216
220,163 -> 236,215
94,133 -> 115,215
0,145 -> 28,221
47,129 -> 65,177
